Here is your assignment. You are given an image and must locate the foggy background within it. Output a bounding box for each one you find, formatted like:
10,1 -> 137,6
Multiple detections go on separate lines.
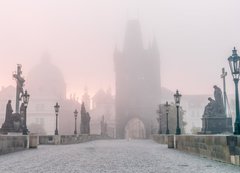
0,0 -> 240,97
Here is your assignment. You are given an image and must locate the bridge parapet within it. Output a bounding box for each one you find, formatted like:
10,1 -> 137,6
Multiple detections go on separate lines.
152,134 -> 240,166
151,134 -> 169,144
39,134 -> 111,145
0,134 -> 29,155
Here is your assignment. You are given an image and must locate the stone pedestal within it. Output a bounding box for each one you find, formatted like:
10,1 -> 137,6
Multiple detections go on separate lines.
29,134 -> 38,148
231,155 -> 240,166
168,135 -> 174,148
201,117 -> 232,134
0,113 -> 23,134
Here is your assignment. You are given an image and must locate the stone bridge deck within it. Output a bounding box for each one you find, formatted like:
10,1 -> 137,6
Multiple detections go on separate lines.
0,140 -> 239,173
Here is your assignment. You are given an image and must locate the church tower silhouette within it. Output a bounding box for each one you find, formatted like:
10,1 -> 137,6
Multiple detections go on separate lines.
114,20 -> 161,138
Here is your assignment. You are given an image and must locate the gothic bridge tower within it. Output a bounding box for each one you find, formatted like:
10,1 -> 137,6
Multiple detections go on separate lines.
114,20 -> 161,139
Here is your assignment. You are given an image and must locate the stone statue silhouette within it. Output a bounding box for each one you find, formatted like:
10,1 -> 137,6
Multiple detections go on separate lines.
203,97 -> 216,117
203,85 -> 225,117
1,100 -> 14,132
5,100 -> 13,123
213,85 -> 224,113
13,66 -> 25,97
201,85 -> 232,134
80,102 -> 91,134
13,64 -> 25,113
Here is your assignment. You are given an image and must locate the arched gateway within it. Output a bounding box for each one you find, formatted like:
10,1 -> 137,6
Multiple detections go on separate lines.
114,20 -> 161,139
125,118 -> 146,139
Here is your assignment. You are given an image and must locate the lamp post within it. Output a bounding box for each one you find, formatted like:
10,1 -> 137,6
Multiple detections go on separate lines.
157,105 -> 162,134
54,102 -> 60,135
164,101 -> 170,134
20,108 -> 24,131
22,90 -> 30,135
174,90 -> 182,135
74,109 -> 78,135
228,47 -> 240,135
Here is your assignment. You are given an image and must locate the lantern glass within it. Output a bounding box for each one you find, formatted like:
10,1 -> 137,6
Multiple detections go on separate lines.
228,47 -> 240,80
54,102 -> 60,113
23,90 -> 30,106
74,109 -> 78,118
174,90 -> 182,106
165,101 -> 170,112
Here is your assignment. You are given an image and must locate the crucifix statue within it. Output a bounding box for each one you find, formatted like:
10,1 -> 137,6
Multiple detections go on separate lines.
13,64 -> 25,113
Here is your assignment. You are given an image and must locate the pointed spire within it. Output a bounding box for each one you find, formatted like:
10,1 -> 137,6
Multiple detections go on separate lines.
123,20 -> 143,52
82,86 -> 90,111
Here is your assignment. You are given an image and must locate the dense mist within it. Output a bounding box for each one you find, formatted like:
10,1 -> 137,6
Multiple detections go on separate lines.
0,0 -> 239,96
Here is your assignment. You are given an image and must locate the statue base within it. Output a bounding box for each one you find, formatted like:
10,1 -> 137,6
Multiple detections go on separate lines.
201,116 -> 233,134
0,113 -> 23,134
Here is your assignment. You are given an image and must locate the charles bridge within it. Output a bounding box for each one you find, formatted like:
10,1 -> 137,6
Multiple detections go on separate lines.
0,135 -> 239,173
0,49 -> 240,172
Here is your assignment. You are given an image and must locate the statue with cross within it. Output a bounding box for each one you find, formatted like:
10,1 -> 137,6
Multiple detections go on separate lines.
201,68 -> 233,134
13,64 -> 25,113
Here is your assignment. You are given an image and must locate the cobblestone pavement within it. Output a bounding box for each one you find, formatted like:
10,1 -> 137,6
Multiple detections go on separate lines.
0,140 -> 239,173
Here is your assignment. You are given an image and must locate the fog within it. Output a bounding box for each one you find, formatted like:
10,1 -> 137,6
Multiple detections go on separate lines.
0,0 -> 240,96
0,1 -> 240,169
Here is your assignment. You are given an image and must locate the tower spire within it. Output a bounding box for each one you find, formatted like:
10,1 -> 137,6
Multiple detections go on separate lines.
123,20 -> 143,52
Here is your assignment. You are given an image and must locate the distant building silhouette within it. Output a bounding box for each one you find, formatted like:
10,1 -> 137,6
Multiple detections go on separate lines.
114,20 -> 161,138
82,87 -> 91,112
25,57 -> 81,135
90,89 -> 115,137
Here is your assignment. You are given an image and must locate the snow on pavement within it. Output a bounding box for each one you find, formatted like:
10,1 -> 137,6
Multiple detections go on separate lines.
0,140 -> 239,173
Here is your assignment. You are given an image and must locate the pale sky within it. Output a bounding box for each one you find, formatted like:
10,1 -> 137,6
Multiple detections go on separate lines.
0,0 -> 240,97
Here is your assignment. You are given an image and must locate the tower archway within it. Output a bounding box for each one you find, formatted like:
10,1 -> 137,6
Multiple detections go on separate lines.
124,118 -> 146,139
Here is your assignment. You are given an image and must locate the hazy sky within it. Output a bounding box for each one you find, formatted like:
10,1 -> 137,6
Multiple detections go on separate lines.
0,0 -> 240,97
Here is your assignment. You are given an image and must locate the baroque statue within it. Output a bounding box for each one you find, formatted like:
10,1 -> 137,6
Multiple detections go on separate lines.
0,65 -> 27,134
203,85 -> 226,117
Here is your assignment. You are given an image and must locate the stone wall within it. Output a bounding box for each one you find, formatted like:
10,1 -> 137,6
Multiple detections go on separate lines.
39,135 -> 61,145
0,135 -> 29,155
151,134 -> 169,144
175,135 -> 231,163
152,134 -> 240,166
0,134 -> 110,155
39,134 -> 109,145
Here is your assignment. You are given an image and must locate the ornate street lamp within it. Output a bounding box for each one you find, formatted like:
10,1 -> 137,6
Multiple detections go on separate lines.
174,90 -> 182,135
228,47 -> 240,135
164,101 -> 170,134
54,102 -> 60,135
74,109 -> 78,135
22,90 -> 30,135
